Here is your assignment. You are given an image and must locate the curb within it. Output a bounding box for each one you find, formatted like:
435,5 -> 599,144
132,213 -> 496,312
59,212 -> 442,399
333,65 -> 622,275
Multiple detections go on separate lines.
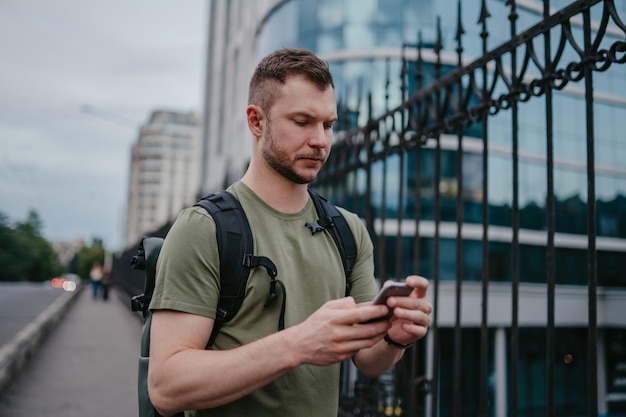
0,284 -> 84,397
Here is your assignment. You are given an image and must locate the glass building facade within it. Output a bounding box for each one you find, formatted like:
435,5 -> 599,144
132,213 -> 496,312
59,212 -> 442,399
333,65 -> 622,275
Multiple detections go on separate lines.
203,0 -> 626,416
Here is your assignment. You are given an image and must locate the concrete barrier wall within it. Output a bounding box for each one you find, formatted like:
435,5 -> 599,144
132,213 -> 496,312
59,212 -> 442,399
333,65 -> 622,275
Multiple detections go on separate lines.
0,285 -> 84,397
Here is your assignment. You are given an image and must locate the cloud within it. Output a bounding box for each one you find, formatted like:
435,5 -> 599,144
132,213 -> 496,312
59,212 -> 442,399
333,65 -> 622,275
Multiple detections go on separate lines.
0,0 -> 207,250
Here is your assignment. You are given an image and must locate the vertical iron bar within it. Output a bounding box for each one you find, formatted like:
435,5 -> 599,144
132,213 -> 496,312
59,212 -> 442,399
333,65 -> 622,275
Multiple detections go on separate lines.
583,7 -> 598,417
380,140 -> 388,282
432,119 -> 442,417
390,55 -> 405,283
414,32 -> 424,282
410,34 -> 425,417
413,142 -> 424,417
379,124 -> 396,409
478,1 -> 491,415
453,2 -> 465,417
507,2 -> 520,417
365,94 -> 375,261
385,57 -> 391,114
543,2 -> 556,417
431,18 -> 443,417
396,151 -> 405,281
399,44 -> 418,417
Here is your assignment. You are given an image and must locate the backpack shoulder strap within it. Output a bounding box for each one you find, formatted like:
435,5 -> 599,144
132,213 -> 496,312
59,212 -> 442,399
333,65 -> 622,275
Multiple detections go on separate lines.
194,191 -> 252,346
131,236 -> 164,320
194,191 -> 278,347
306,188 -> 357,296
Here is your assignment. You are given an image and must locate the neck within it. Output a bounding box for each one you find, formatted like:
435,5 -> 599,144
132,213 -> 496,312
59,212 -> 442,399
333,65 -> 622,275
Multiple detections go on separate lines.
240,169 -> 310,213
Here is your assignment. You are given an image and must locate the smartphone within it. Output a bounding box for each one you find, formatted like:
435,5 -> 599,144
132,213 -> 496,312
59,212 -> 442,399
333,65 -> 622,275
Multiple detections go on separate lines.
362,282 -> 412,323
371,282 -> 413,305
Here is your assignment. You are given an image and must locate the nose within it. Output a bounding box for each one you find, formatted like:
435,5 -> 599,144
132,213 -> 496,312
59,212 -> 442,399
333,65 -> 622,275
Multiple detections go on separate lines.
308,123 -> 329,147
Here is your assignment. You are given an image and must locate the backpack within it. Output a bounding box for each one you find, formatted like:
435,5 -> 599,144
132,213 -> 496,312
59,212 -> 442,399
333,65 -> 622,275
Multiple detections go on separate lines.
130,188 -> 356,417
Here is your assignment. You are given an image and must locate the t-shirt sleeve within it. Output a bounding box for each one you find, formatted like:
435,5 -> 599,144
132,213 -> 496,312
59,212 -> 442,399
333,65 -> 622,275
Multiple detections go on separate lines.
149,206 -> 221,318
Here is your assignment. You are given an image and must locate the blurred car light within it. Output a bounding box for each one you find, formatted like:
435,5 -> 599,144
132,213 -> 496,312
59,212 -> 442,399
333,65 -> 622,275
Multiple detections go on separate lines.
63,280 -> 77,292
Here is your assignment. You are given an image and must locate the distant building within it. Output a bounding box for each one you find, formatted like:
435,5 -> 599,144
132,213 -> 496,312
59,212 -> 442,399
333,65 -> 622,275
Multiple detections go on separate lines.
52,238 -> 85,267
124,110 -> 201,248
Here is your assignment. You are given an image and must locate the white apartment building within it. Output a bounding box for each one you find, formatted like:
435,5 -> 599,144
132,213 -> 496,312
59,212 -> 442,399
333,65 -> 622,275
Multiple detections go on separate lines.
124,110 -> 201,248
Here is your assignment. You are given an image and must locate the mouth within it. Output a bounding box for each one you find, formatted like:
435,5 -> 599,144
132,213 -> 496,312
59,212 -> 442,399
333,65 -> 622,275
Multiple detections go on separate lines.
298,153 -> 325,163
299,157 -> 325,168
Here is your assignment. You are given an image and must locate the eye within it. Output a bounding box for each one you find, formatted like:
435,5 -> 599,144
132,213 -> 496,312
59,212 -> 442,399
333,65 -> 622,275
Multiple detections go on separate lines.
324,122 -> 335,130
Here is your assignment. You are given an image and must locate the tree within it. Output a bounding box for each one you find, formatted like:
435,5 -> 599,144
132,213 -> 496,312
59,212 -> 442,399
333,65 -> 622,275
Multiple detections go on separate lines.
0,213 -> 28,281
0,210 -> 64,282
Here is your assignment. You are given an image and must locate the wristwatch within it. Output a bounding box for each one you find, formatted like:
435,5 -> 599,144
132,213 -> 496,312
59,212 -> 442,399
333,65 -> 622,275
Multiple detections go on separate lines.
384,334 -> 413,349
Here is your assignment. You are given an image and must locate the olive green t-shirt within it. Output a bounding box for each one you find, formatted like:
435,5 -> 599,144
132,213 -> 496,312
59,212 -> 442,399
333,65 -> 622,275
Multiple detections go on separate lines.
150,182 -> 377,417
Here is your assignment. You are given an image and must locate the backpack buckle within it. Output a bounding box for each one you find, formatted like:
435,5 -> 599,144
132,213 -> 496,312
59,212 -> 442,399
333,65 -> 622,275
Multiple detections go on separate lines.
131,294 -> 145,311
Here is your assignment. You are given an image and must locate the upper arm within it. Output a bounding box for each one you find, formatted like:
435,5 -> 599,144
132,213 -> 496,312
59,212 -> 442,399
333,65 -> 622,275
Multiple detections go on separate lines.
147,310 -> 217,414
150,207 -> 221,319
150,310 -> 216,360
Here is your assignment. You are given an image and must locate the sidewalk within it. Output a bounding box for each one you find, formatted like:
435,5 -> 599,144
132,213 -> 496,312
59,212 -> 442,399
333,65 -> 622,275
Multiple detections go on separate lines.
0,286 -> 143,417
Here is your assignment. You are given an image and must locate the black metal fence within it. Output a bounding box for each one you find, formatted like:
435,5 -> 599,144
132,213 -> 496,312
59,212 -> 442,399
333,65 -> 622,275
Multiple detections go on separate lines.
314,1 -> 626,416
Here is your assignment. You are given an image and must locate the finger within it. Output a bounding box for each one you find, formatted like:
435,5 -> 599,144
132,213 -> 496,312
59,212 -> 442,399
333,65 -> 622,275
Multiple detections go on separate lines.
319,298 -> 388,326
392,306 -> 431,326
405,275 -> 429,298
400,322 -> 429,340
388,297 -> 432,315
352,304 -> 390,324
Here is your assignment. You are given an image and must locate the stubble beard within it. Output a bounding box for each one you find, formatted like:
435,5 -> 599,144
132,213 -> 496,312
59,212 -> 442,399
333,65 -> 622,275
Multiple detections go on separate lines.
262,129 -> 326,185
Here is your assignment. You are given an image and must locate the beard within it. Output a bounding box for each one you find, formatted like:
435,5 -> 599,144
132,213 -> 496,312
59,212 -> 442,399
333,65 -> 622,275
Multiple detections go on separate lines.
261,128 -> 326,185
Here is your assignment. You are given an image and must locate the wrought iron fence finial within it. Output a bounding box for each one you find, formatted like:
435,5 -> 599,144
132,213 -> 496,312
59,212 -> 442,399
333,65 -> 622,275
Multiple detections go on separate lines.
455,0 -> 465,42
478,0 -> 491,25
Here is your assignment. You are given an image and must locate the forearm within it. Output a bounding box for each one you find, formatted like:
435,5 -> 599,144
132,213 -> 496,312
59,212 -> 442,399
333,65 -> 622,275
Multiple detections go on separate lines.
352,338 -> 405,378
149,329 -> 300,415
149,297 -> 395,416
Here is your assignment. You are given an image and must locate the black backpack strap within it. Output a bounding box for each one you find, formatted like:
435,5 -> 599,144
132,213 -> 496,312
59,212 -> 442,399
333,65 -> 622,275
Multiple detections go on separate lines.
194,191 -> 280,347
131,236 -> 164,319
306,189 -> 357,296
130,236 -> 182,417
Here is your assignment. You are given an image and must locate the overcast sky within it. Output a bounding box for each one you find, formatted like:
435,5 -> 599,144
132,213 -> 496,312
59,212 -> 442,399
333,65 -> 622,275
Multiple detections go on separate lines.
0,1 -> 208,251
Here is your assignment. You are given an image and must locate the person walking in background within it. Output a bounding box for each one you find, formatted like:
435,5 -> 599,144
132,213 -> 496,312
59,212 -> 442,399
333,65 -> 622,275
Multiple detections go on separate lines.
89,262 -> 103,300
101,267 -> 112,301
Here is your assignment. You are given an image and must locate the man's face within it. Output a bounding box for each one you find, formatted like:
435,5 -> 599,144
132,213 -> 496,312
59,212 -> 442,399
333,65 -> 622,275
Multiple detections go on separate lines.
260,75 -> 337,184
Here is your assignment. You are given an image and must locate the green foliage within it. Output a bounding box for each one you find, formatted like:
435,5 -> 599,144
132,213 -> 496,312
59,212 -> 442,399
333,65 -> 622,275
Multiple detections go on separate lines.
0,210 -> 64,282
0,210 -> 110,283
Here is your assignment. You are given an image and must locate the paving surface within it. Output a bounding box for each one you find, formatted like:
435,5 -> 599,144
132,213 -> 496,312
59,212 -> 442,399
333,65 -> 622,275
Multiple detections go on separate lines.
0,286 -> 143,417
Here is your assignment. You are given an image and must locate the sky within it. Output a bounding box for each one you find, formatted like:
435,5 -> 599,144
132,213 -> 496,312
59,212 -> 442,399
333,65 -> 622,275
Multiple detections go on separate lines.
0,1 -> 208,251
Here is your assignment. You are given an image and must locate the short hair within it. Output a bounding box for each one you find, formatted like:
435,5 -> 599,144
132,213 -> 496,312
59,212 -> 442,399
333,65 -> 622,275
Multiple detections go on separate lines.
248,48 -> 335,113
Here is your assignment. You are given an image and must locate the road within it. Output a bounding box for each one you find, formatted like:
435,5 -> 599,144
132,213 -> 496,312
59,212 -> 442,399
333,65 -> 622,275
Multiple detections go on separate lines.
0,282 -> 66,347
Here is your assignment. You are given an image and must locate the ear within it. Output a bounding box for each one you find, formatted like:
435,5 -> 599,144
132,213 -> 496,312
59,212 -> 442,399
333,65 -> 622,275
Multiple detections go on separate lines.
246,105 -> 265,138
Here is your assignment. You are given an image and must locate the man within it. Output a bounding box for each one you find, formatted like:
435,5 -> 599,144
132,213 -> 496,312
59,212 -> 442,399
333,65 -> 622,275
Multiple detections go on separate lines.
148,48 -> 432,417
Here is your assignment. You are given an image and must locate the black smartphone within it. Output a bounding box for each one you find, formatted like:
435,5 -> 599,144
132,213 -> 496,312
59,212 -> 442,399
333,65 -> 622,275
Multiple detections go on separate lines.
362,282 -> 412,323
371,282 -> 413,305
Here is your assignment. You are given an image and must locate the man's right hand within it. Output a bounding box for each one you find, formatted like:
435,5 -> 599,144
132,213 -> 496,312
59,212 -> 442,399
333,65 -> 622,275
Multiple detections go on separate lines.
285,297 -> 391,367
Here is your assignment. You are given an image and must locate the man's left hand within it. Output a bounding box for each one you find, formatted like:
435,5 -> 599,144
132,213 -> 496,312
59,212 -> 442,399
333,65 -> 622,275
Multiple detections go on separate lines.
385,275 -> 432,346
